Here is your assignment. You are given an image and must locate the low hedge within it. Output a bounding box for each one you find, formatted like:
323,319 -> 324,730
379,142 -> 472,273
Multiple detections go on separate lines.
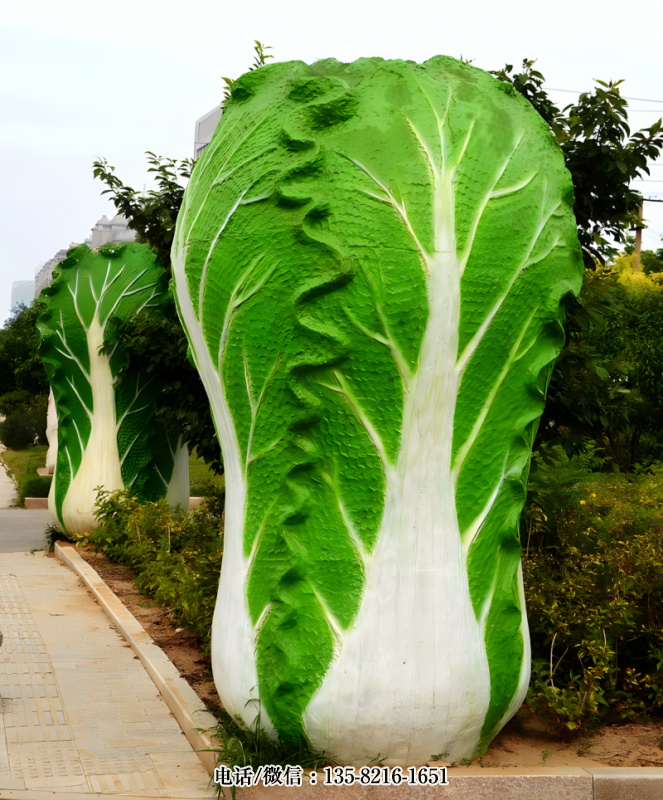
77,477 -> 225,650
19,474 -> 51,505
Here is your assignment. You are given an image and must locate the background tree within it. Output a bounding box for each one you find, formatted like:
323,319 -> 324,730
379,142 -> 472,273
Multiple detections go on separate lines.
623,235 -> 663,275
591,274 -> 663,469
0,302 -> 49,448
493,60 -> 663,268
494,60 -> 663,468
92,53 -> 663,477
92,154 -> 222,473
641,247 -> 663,275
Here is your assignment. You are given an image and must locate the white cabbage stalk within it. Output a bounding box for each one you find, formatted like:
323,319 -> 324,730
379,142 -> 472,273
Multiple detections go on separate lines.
53,313 -> 124,534
45,388 -> 57,475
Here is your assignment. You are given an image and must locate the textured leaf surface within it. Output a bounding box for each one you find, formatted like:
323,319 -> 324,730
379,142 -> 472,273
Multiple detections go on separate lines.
38,243 -> 182,533
173,56 -> 583,759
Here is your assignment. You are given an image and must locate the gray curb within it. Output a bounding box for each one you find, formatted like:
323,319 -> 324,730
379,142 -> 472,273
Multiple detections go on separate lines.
232,766 -> 663,798
54,543 -> 219,777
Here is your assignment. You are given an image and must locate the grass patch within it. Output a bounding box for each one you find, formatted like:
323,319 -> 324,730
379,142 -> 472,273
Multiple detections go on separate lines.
1,445 -> 48,483
189,448 -> 218,495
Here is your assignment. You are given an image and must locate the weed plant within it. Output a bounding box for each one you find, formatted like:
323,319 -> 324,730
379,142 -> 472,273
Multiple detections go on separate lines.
208,707 -> 331,799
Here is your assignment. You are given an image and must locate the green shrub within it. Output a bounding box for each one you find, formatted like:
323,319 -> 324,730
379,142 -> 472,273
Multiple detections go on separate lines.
84,489 -> 224,650
191,475 -> 225,518
19,474 -> 51,504
523,461 -> 663,730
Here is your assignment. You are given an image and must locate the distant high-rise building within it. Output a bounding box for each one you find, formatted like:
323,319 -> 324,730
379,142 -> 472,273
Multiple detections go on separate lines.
34,243 -> 80,298
10,280 -> 35,311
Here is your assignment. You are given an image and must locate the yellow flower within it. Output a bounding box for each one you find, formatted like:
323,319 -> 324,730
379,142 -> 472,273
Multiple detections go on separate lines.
580,500 -> 586,505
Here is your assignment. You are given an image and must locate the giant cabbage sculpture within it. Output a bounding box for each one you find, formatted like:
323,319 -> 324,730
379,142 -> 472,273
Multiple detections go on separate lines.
38,242 -> 189,535
172,56 -> 583,764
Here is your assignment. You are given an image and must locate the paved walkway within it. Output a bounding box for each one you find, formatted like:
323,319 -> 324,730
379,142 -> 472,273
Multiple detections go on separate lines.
0,551 -> 214,798
0,451 -> 18,509
0,511 -> 51,554
0,448 -> 50,554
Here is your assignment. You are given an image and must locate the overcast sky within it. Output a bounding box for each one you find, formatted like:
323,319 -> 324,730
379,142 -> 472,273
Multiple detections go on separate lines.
1,0 -> 662,324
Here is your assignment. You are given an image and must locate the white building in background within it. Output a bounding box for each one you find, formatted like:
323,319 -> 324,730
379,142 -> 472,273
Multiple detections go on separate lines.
85,213 -> 135,249
33,214 -> 135,298
194,106 -> 222,160
10,280 -> 35,310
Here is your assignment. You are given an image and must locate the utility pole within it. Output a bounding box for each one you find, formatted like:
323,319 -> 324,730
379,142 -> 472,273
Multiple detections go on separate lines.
631,196 -> 663,272
633,200 -> 644,272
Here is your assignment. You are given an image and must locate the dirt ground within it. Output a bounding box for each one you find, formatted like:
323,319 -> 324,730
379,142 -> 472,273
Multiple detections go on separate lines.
65,543 -> 663,770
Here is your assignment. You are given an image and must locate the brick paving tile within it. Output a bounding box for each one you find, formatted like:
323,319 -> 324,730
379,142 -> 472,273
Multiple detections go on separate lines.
0,552 -> 214,796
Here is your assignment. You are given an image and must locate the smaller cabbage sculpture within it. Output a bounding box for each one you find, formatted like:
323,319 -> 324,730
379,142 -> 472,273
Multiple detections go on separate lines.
38,242 -> 189,535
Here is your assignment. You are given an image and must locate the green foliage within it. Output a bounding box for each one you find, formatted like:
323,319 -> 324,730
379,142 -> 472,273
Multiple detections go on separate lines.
0,302 -> 49,398
539,265 -> 663,471
193,475 -> 226,519
0,445 -> 47,482
523,459 -> 663,730
641,248 -> 663,276
43,522 -> 72,551
92,157 -> 222,473
188,448 -> 218,494
251,40 -> 274,71
0,389 -> 36,416
86,489 -> 224,648
92,153 -> 193,272
1,445 -> 50,507
537,267 -> 631,459
491,60 -> 563,135
91,42 -> 274,476
590,274 -> 663,470
493,60 -> 663,268
0,303 -> 49,450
